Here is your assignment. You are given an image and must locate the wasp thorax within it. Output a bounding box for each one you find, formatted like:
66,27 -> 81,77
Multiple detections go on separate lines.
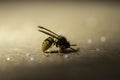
56,36 -> 70,50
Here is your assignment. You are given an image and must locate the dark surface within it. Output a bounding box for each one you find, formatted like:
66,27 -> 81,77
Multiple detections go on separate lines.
0,47 -> 120,80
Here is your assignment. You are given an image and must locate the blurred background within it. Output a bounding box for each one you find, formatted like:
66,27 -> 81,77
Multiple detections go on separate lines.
0,1 -> 120,46
0,0 -> 120,80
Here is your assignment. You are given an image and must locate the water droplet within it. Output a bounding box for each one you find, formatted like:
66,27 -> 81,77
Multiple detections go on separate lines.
6,57 -> 10,61
96,48 -> 100,51
30,57 -> 34,61
101,36 -> 106,42
87,39 -> 92,44
64,55 -> 69,59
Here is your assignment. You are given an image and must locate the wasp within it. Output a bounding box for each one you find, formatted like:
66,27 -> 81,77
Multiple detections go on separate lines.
38,26 -> 75,54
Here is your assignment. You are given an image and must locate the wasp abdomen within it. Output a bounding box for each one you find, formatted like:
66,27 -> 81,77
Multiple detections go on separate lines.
41,37 -> 54,52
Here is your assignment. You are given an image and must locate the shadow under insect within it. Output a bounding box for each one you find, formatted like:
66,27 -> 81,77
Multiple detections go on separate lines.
45,48 -> 80,54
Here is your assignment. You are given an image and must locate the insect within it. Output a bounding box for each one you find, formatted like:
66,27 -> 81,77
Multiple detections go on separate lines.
38,26 -> 75,54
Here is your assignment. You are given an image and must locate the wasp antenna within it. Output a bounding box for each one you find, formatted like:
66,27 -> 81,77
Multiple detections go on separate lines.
38,30 -> 58,39
38,26 -> 59,37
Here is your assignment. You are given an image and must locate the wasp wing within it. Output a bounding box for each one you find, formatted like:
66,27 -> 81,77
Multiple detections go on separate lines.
38,30 -> 58,39
38,26 -> 59,37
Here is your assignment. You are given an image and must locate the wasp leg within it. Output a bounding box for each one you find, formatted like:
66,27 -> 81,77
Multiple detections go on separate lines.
70,47 -> 80,55
76,48 -> 80,55
58,48 -> 64,56
44,48 -> 51,57
44,50 -> 49,57
45,47 -> 53,57
58,48 -> 60,55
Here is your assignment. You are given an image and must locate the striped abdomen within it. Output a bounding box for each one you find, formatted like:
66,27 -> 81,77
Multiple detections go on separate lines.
41,37 -> 54,52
